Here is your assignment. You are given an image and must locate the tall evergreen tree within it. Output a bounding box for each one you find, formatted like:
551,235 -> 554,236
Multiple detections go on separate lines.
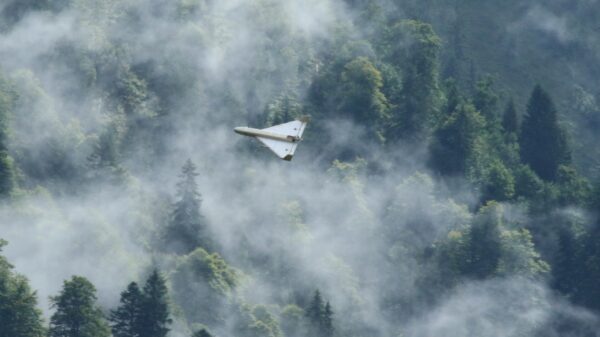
0,239 -> 45,337
110,282 -> 143,337
139,270 -> 171,337
164,159 -> 209,254
322,302 -> 334,337
305,290 -> 334,337
552,226 -> 579,297
520,85 -> 570,181
49,276 -> 111,337
306,290 -> 323,324
387,20 -> 441,142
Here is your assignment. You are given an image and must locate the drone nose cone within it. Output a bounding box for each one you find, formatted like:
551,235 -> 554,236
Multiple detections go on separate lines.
234,127 -> 243,134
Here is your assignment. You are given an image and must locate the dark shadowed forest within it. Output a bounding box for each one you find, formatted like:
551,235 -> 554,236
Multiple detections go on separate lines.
1,1 -> 600,336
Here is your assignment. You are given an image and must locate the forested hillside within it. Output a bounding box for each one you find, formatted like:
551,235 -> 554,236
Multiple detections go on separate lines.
1,1 -> 600,336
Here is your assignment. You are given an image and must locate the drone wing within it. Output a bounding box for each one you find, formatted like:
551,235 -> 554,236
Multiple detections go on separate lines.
257,117 -> 309,161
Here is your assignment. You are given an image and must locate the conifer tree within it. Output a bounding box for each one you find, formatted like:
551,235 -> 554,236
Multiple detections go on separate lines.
575,223 -> 600,311
139,270 -> 171,337
387,20 -> 441,142
110,282 -> 143,337
49,276 -> 111,337
0,240 -> 45,337
305,290 -> 334,337
322,302 -> 334,337
164,159 -> 209,254
520,85 -> 570,181
306,290 -> 323,323
552,226 -> 579,296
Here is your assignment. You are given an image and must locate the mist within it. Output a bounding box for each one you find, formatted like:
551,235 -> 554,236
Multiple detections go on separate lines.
1,1 -> 599,337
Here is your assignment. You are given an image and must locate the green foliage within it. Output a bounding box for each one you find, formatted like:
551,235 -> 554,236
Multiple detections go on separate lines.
0,72 -> 16,197
171,247 -> 239,326
4,0 -> 600,333
520,85 -> 571,181
265,93 -> 303,127
555,165 -> 591,207
552,225 -> 580,296
497,228 -> 550,277
433,203 -> 548,282
574,224 -> 600,311
163,159 -> 211,254
442,78 -> 463,117
280,305 -> 305,337
249,305 -> 283,337
464,203 -> 503,279
473,75 -> 500,124
481,160 -> 515,202
110,282 -> 144,337
429,102 -> 485,176
230,302 -> 283,337
386,20 -> 442,142
514,165 -> 544,200
0,151 -> 16,198
49,276 -> 111,337
0,240 -> 45,337
339,57 -> 389,138
502,99 -> 519,134
305,290 -> 334,337
139,270 -> 172,337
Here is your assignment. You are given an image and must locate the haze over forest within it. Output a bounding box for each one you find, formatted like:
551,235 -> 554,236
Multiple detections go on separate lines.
1,1 -> 600,336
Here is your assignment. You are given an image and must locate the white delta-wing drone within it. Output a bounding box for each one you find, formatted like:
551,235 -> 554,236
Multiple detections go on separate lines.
234,116 -> 310,161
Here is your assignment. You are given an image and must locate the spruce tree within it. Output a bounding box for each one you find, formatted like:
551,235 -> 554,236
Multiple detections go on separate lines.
387,20 -> 441,142
520,85 -> 570,181
575,223 -> 600,311
305,290 -> 334,337
164,159 -> 209,254
322,302 -> 334,337
110,282 -> 143,337
306,291 -> 323,323
552,226 -> 579,296
49,276 -> 111,337
139,270 -> 171,337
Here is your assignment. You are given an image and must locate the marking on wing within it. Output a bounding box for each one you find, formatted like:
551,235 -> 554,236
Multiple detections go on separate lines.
263,121 -> 303,137
256,137 -> 298,159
